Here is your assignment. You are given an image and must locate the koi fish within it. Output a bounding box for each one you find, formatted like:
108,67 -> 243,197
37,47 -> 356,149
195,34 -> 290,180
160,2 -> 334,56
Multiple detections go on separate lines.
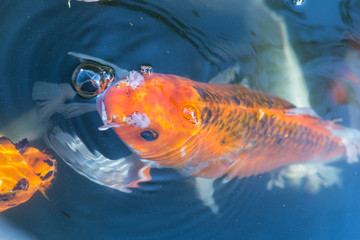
95,71 -> 360,180
0,137 -> 56,212
40,53 -> 360,194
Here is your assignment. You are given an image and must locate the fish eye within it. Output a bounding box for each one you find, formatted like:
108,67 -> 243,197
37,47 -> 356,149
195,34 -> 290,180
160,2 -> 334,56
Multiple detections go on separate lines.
140,130 -> 159,141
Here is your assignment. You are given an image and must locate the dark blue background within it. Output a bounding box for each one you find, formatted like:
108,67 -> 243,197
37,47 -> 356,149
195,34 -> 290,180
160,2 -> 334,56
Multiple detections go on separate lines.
0,0 -> 360,239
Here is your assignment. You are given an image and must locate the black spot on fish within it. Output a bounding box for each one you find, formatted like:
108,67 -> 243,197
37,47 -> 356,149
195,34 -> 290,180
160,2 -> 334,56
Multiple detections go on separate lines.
194,86 -> 205,98
15,138 -> 28,153
232,119 -> 240,128
251,124 -> 257,132
140,130 -> 159,141
259,119 -> 265,129
202,107 -> 212,124
194,86 -> 211,101
218,122 -> 225,131
43,159 -> 54,166
277,138 -> 282,144
12,178 -> 29,191
231,96 -> 241,105
41,171 -> 54,181
225,96 -> 231,105
218,108 -> 225,116
0,193 -> 15,202
243,98 -> 252,107
211,118 -> 218,125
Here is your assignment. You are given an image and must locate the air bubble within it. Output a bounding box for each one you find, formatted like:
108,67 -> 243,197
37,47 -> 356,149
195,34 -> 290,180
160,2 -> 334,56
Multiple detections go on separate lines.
140,64 -> 152,76
292,0 -> 304,6
72,62 -> 115,99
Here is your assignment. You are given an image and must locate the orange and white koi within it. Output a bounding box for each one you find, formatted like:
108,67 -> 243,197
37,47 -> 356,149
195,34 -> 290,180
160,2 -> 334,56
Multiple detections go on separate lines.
0,138 -> 56,212
39,54 -> 360,197
95,70 -> 360,182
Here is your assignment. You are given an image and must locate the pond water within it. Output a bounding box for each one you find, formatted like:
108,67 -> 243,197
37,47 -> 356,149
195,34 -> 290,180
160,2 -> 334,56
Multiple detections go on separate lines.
1,0 -> 360,239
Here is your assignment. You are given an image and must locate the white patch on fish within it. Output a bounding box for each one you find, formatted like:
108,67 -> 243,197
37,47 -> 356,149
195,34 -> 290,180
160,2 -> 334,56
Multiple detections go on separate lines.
126,71 -> 144,89
124,112 -> 150,129
259,109 -> 265,120
180,148 -> 186,157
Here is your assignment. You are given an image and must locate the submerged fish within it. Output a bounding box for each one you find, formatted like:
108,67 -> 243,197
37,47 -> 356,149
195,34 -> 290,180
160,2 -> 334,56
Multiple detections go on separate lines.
0,137 -> 56,212
37,53 -> 360,213
95,71 -> 360,182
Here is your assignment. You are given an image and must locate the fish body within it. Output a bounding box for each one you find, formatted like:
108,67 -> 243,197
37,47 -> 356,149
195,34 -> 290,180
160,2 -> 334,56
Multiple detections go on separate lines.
97,71 -> 356,180
0,137 -> 56,212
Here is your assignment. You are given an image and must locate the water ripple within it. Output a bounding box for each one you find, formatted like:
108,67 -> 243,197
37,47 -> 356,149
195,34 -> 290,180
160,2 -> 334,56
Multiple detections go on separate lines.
1,0 -> 360,239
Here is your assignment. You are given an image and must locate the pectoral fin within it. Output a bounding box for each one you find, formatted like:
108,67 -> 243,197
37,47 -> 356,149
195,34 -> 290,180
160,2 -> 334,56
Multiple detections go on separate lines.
45,126 -> 152,192
194,177 -> 218,214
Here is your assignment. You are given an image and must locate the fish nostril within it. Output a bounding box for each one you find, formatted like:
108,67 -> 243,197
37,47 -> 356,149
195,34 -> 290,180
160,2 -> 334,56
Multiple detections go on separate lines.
12,178 -> 29,191
140,130 -> 159,141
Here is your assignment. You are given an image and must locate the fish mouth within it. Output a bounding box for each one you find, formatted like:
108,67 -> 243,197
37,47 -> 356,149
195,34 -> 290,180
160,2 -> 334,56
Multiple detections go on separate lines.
95,70 -> 144,131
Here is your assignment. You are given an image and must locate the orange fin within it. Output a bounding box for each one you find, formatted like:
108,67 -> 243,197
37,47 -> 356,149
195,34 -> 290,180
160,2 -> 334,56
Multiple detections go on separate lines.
0,137 -> 16,151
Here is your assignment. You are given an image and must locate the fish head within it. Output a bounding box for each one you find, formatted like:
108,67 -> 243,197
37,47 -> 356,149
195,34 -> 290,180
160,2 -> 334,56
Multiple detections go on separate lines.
97,71 -> 203,160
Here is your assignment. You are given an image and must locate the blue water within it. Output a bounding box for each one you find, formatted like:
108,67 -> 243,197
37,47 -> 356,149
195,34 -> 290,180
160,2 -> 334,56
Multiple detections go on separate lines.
1,0 -> 360,239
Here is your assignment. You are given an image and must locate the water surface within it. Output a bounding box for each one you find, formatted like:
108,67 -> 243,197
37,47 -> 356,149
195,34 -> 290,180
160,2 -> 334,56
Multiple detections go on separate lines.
1,0 -> 360,239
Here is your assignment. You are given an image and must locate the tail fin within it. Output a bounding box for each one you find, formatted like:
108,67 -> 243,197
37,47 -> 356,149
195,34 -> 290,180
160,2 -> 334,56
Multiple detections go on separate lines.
44,126 -> 152,193
267,123 -> 360,193
287,107 -> 360,164
267,163 -> 342,193
329,124 -> 360,164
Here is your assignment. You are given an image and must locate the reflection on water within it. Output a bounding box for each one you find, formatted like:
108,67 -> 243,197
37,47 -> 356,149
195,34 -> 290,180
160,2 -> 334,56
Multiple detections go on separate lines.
1,0 -> 360,239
